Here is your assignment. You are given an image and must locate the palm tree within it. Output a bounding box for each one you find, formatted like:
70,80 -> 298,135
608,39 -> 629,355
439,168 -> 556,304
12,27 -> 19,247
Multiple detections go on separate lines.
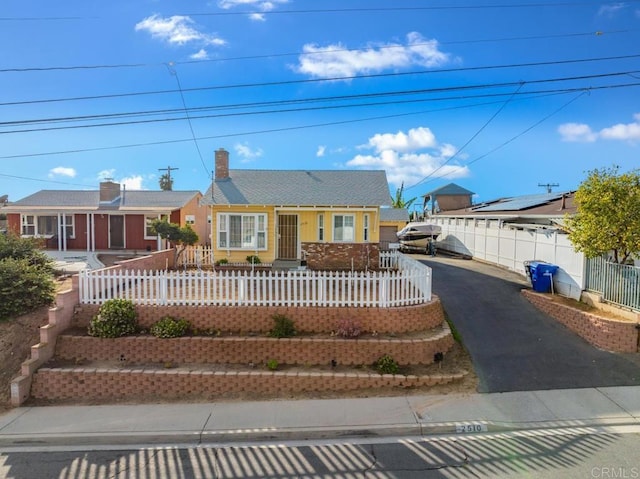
391,182 -> 417,209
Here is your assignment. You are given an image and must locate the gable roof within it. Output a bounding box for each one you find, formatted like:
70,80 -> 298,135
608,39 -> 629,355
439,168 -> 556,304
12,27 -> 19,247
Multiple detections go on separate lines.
203,169 -> 392,206
3,190 -> 201,212
423,183 -> 475,197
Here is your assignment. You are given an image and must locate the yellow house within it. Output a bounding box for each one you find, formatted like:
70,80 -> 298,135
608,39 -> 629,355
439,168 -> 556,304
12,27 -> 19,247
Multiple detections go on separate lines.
203,149 -> 393,270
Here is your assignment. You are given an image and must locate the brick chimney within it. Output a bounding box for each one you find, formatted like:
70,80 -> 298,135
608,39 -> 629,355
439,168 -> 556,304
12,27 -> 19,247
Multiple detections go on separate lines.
99,180 -> 121,202
215,148 -> 229,180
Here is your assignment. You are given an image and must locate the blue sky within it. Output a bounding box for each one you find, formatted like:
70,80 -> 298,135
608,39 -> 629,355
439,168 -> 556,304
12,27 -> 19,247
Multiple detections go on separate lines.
1,0 -> 639,211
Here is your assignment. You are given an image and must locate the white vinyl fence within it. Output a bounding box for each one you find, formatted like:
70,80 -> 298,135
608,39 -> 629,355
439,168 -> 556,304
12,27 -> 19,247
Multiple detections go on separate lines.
79,252 -> 432,308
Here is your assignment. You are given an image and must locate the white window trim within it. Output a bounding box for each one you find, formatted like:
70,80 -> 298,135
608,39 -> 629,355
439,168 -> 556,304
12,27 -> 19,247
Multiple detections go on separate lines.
363,213 -> 370,242
332,213 -> 355,242
144,215 -> 158,240
21,213 -> 75,239
217,212 -> 268,251
318,213 -> 324,242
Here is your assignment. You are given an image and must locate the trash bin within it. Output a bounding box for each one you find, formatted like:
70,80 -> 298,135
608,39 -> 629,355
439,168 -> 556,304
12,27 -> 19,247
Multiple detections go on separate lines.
526,261 -> 559,293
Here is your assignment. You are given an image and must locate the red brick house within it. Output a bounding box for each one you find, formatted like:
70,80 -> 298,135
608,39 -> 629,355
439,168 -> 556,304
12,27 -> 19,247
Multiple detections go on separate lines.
2,181 -> 208,251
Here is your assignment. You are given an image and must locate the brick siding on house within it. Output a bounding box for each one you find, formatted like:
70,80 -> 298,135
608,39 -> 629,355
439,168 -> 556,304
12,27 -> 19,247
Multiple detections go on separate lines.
73,298 -> 445,334
522,289 -> 639,353
302,242 -> 380,271
55,331 -> 454,366
30,368 -> 464,401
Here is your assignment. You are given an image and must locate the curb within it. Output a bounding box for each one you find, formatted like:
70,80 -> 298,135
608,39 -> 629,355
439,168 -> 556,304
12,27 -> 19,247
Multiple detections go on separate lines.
2,417 -> 639,448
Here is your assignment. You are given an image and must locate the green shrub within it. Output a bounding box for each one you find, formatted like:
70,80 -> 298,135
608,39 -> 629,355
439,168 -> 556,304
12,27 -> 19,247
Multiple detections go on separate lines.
88,299 -> 138,338
375,354 -> 399,375
246,255 -> 261,264
266,359 -> 279,371
0,256 -> 56,320
0,234 -> 55,320
335,318 -> 362,338
215,258 -> 228,266
150,316 -> 191,338
269,314 -> 296,338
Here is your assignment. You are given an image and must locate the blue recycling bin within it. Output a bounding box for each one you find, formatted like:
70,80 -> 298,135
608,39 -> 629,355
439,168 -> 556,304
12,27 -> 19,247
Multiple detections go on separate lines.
526,261 -> 559,293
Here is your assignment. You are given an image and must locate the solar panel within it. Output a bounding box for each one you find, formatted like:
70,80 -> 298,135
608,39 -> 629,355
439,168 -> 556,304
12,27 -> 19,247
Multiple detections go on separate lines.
473,193 -> 565,212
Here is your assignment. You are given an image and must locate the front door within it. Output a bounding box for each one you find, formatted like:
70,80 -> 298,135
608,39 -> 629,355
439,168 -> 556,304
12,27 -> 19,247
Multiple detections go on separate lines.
109,215 -> 125,249
277,214 -> 298,259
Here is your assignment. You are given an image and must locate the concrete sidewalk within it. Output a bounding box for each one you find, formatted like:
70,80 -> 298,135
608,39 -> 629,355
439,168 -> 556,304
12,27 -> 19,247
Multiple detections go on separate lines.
1,386 -> 639,447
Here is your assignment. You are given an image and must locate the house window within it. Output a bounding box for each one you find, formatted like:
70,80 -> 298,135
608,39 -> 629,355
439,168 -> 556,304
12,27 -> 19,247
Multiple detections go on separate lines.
185,215 -> 195,225
145,216 -> 157,239
218,213 -> 267,250
318,214 -> 324,241
21,214 -> 74,238
333,214 -> 354,242
21,215 -> 35,236
363,214 -> 370,242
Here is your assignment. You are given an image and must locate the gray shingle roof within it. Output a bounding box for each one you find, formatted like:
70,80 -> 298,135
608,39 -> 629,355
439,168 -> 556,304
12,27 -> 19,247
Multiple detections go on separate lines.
6,190 -> 201,210
422,183 -> 475,197
203,169 -> 392,206
380,208 -> 409,222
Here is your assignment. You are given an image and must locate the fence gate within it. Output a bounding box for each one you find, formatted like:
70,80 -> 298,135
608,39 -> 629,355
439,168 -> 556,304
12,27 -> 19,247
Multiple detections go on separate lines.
586,256 -> 640,312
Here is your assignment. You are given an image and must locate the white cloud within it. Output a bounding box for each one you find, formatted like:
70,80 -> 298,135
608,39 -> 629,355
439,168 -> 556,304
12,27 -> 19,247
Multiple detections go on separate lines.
366,127 -> 437,153
190,49 -> 209,60
316,145 -> 326,157
120,176 -> 145,190
347,127 -> 469,187
598,2 -> 626,16
600,120 -> 640,141
559,114 -> 640,142
48,167 -> 76,178
135,15 -> 225,46
218,0 -> 288,21
557,123 -> 597,142
234,142 -> 264,162
295,32 -> 451,79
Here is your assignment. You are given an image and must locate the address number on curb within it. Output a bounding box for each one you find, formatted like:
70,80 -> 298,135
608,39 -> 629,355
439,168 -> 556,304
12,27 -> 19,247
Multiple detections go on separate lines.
455,423 -> 488,434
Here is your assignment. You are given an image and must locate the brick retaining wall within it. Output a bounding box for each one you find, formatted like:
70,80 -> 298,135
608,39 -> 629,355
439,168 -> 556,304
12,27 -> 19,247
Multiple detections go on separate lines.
55,331 -> 454,366
522,289 -> 639,353
73,298 -> 445,334
30,368 -> 464,401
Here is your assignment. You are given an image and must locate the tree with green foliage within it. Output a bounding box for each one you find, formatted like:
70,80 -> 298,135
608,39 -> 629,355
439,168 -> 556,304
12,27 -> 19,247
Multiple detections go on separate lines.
565,166 -> 640,264
159,173 -> 173,191
0,233 -> 55,320
391,182 -> 417,210
150,218 -> 198,265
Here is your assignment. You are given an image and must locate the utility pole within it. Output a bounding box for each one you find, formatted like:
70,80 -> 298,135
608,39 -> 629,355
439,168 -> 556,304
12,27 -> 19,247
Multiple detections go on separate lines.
538,182 -> 559,194
158,166 -> 179,190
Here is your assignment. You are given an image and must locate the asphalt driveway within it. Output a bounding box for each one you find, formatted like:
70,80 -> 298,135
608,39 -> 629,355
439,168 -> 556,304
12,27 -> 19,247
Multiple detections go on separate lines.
421,256 -> 640,393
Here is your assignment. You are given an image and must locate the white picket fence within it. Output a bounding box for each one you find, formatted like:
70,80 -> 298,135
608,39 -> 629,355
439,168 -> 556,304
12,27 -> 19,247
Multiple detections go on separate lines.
176,245 -> 214,268
79,252 -> 432,307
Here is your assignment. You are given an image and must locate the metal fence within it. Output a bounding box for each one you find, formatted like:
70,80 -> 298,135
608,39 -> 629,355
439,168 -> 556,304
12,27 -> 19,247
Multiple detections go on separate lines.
585,256 -> 640,312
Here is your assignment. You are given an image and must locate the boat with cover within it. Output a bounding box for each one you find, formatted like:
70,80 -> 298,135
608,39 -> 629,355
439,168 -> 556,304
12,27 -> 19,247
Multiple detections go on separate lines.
396,222 -> 442,254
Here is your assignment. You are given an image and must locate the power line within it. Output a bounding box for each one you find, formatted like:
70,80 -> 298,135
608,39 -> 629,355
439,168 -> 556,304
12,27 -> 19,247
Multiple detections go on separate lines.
2,29 -> 634,74
3,52 -> 640,107
0,92 -> 574,161
3,69 -> 636,129
182,2 -> 640,17
407,92 -> 588,190
2,79 -> 639,135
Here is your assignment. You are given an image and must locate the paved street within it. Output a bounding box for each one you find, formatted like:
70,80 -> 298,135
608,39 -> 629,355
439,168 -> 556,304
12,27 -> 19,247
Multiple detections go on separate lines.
2,428 -> 640,479
422,256 -> 640,393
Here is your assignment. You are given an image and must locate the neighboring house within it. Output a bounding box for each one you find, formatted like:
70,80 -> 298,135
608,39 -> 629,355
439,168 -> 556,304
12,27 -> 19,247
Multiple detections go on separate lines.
379,208 -> 409,250
423,185 -> 583,299
2,181 -> 208,252
203,148 -> 393,270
